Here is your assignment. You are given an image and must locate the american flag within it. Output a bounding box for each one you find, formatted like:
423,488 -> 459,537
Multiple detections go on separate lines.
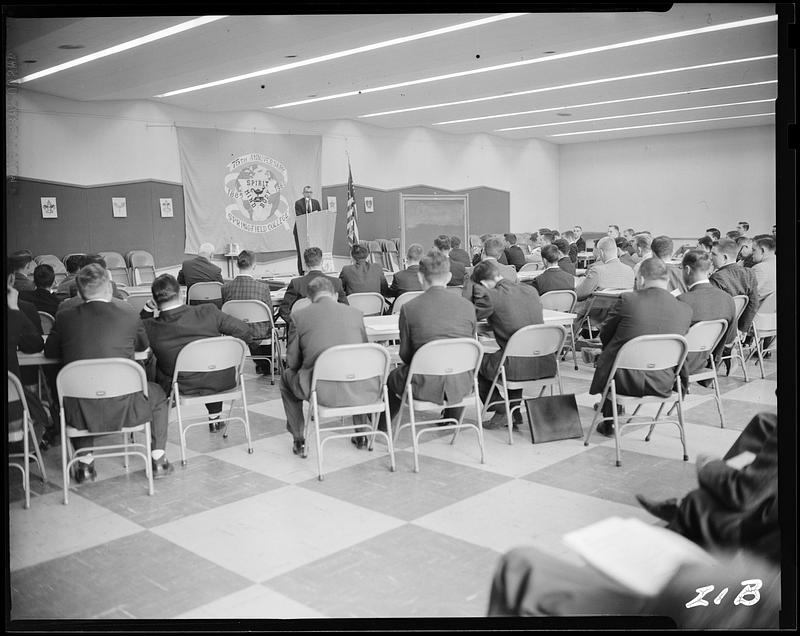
345,160 -> 360,246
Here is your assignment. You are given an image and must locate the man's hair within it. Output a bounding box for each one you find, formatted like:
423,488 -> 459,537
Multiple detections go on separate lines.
552,230 -> 560,239
725,230 -> 742,241
199,242 -> 215,257
450,235 -> 461,248
735,236 -> 752,247
82,253 -> 107,269
471,259 -> 499,283
624,227 -> 635,236
236,249 -> 255,270
635,234 -> 652,251
553,239 -> 569,256
562,230 -> 575,241
614,237 -> 628,250
406,243 -> 423,261
351,244 -> 369,261
303,247 -> 323,267
650,236 -> 674,260
681,249 -> 713,275
419,250 -> 451,282
608,224 -> 620,232
638,256 -> 668,281
738,221 -> 750,232
76,263 -> 110,300
541,244 -> 561,265
715,237 -> 739,258
595,236 -> 617,256
528,232 -> 539,244
307,275 -> 335,300
504,233 -> 517,245
697,236 -> 713,251
64,254 -> 83,274
755,236 -> 776,252
8,251 -> 32,272
433,234 -> 451,251
705,228 -> 721,240
33,264 -> 55,289
573,225 -> 582,231
483,237 -> 505,258
151,273 -> 181,305
540,232 -> 555,245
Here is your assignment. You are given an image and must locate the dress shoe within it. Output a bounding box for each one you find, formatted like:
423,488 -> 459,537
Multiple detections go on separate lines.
152,456 -> 175,479
74,462 -> 97,484
351,436 -> 368,449
209,415 -> 222,432
483,412 -> 511,430
40,429 -> 59,451
635,494 -> 679,523
595,423 -> 615,437
292,439 -> 306,457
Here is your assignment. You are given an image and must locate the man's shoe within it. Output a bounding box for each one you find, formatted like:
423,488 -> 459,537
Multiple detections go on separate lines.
596,423 -> 615,437
209,415 -> 221,432
351,436 -> 368,449
152,456 -> 175,479
635,494 -> 679,523
697,378 -> 714,388
40,429 -> 59,451
483,412 -> 510,430
292,439 -> 306,457
74,462 -> 97,484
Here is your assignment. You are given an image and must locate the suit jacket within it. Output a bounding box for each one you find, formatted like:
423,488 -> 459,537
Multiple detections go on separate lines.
294,197 -> 321,215
677,283 -> 737,375
619,252 -> 638,269
575,237 -> 586,253
279,270 -> 348,322
7,307 -> 44,379
751,257 -> 776,303
57,295 -> 136,316
590,287 -> 692,397
13,272 -> 35,292
44,300 -> 153,432
221,275 -> 274,340
447,256 -> 467,287
177,255 -> 223,288
339,262 -> 390,297
142,303 -> 253,396
556,256 -> 577,276
532,266 -> 576,296
388,264 -> 423,298
504,245 -> 527,272
568,243 -> 578,263
450,247 -> 472,268
19,287 -> 61,317
286,297 -> 377,405
461,258 -> 519,302
472,279 -> 555,381
576,258 -> 634,301
61,279 -> 126,300
54,274 -> 76,301
395,286 -> 477,404
709,263 -> 760,332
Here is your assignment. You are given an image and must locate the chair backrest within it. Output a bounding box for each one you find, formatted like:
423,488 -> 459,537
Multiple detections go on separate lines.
127,250 -> 155,268
502,324 -> 567,361
347,292 -> 384,316
56,358 -> 149,402
171,336 -> 247,383
391,291 -> 424,314
377,238 -> 399,271
34,254 -> 67,274
221,299 -> 274,328
685,319 -> 728,354
38,311 -> 55,335
8,371 -> 26,407
186,281 -> 223,302
367,240 -> 384,267
610,335 -> 688,376
539,289 -> 577,312
62,253 -> 86,266
311,343 -> 391,401
406,337 -> 483,380
291,297 -> 312,315
732,294 -> 749,321
519,262 -> 541,273
124,295 -> 152,314
752,311 -> 777,334
98,251 -> 126,269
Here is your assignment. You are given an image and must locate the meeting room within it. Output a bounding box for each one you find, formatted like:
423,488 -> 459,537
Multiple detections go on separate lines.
4,5 -> 794,629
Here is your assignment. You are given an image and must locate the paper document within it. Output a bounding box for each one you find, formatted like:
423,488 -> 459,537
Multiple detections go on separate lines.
725,450 -> 757,470
367,323 -> 398,332
563,517 -> 716,597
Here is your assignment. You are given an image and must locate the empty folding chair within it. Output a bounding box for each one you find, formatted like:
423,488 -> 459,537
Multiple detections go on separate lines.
221,300 -> 282,385
127,250 -> 156,285
719,295 -> 750,382
347,292 -> 385,317
99,251 -> 130,286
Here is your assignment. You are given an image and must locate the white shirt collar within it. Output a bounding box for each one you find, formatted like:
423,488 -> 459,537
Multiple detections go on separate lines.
85,298 -> 111,303
688,279 -> 710,290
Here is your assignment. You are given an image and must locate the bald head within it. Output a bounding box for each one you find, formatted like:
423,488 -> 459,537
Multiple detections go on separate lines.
637,256 -> 669,289
595,236 -> 617,261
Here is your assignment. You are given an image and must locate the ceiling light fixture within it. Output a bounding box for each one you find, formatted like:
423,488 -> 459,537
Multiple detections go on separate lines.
434,80 -> 777,125
272,14 -> 777,109
496,98 -> 774,131
548,112 -> 774,137
156,13 -> 523,98
11,16 -> 227,84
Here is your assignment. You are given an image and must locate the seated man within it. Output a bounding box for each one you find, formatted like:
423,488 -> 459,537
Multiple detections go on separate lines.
561,230 -> 579,263
736,220 -> 750,238
589,257 -> 692,432
279,276 -> 373,457
177,242 -> 223,290
616,237 -> 637,268
469,260 -> 554,429
503,233 -> 527,272
696,235 -> 714,254
607,224 -> 620,239
44,264 -> 174,480
279,247 -> 348,322
9,250 -> 35,292
433,234 -> 467,287
20,263 -> 62,316
473,237 -> 518,283
59,254 -> 128,305
448,235 -> 472,268
631,234 -> 653,276
709,238 -> 760,334
573,225 -> 585,253
553,239 -> 576,275
55,254 -> 83,301
645,236 -> 687,294
221,249 -> 274,375
382,251 -> 477,428
531,244 -> 575,295
339,243 -> 390,297
750,235 -> 776,307
388,243 -> 424,299
735,236 -> 755,268
141,274 -> 254,432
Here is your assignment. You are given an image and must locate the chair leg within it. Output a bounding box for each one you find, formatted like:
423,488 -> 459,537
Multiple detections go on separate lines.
644,403 -> 666,441
755,335 -> 766,380
474,385 -> 485,464
409,395 -> 421,473
240,379 -> 253,454
712,375 -> 726,429
736,337 -> 750,382
144,422 -> 154,496
626,403 -> 642,425
383,391 -> 396,472
61,418 -> 70,505
502,369 -> 513,446
675,388 -> 688,461
175,391 -> 188,467
28,419 -> 47,482
584,387 -> 609,446
22,417 -> 31,509
311,399 -> 324,481
610,383 -> 622,467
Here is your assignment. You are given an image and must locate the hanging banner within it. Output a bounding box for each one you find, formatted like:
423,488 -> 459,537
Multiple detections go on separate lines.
176,126 -> 322,254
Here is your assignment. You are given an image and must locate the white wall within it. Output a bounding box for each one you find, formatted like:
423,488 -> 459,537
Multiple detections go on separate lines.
558,126 -> 776,237
9,89 -> 559,232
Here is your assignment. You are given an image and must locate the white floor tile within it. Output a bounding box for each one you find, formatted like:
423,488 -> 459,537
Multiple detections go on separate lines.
720,379 -> 778,405
175,584 -> 325,619
247,399 -> 292,420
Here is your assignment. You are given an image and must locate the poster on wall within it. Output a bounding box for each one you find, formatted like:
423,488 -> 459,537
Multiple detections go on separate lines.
40,197 -> 57,218
364,196 -> 374,213
112,197 -> 128,218
160,198 -> 174,217
327,196 -> 337,214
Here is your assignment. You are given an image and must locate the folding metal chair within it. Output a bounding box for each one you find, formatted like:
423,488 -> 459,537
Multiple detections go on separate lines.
221,300 -> 282,385
186,281 -> 223,306
347,292 -> 385,317
540,290 -> 579,370
8,372 -> 48,509
519,262 -> 542,273
719,295 -> 750,382
391,291 -> 424,315
37,311 -> 55,336
747,311 -> 777,380
99,251 -> 131,286
127,250 -> 156,285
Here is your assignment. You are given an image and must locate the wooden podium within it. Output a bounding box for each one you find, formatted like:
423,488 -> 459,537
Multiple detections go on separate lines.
296,209 -> 337,272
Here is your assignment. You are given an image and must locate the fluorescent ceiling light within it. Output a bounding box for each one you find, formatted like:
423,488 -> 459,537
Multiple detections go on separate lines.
548,113 -> 774,137
361,54 -> 777,118
156,13 -> 523,98
496,99 -> 774,132
272,14 -> 777,109
434,81 -> 777,125
11,16 -> 227,84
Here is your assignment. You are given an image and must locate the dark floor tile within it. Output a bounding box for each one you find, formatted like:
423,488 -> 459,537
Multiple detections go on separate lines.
683,398 -> 767,432
7,465 -> 60,504
166,410 -> 286,452
10,531 -> 251,619
265,524 -> 501,617
522,446 -> 698,508
75,455 -> 286,528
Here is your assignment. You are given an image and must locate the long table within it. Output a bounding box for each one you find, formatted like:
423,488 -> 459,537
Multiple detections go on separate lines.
18,348 -> 151,367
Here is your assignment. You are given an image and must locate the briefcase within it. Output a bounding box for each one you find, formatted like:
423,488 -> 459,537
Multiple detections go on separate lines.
524,394 -> 583,444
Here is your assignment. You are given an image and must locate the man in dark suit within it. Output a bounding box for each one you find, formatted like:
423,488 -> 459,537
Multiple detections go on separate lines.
468,260 -> 554,429
280,276 -> 373,457
433,235 -> 466,286
709,238 -> 760,334
279,247 -> 348,323
677,250 -> 736,379
55,254 -> 83,301
562,231 -> 579,264
503,233 -> 527,272
339,243 -> 390,297
449,236 -> 472,268
293,185 -> 322,275
20,263 -> 62,316
616,237 -> 638,268
382,251 -> 477,428
44,264 -> 174,481
177,242 -> 223,291
59,254 -> 128,303
221,249 -> 274,374
532,245 -> 576,295
589,257 -> 692,434
9,250 -> 35,292
573,225 -> 586,253
388,243 -> 424,299
553,239 -> 577,275
141,274 -> 254,432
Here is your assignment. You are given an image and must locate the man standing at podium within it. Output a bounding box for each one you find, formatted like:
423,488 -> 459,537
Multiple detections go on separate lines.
294,185 -> 321,275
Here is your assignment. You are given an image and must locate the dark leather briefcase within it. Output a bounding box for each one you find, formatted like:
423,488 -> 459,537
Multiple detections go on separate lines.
524,394 -> 583,444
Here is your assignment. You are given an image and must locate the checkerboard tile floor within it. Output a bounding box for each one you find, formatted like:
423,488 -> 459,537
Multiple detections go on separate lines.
8,353 -> 777,620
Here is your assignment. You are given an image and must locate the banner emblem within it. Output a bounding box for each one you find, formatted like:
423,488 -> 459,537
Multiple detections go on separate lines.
224,153 -> 291,233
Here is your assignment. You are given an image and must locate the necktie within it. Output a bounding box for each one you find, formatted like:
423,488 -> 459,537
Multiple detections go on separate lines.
306,199 -> 310,213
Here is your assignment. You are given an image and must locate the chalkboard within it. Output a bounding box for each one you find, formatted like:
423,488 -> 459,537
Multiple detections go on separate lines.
399,194 -> 468,256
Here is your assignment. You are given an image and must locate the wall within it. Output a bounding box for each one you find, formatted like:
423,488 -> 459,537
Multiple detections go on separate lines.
559,126 -> 776,237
